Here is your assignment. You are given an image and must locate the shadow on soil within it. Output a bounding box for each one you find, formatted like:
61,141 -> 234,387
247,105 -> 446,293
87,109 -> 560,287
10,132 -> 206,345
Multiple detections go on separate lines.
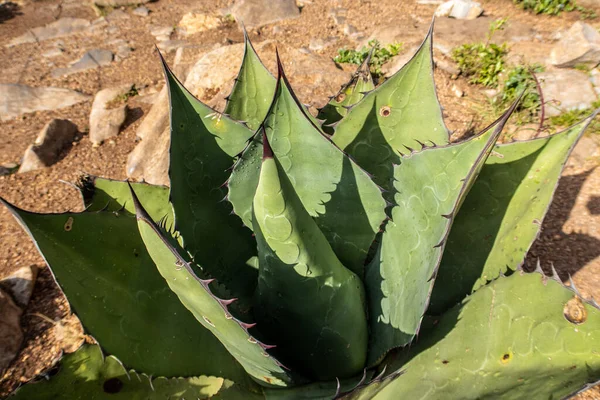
525,169 -> 600,279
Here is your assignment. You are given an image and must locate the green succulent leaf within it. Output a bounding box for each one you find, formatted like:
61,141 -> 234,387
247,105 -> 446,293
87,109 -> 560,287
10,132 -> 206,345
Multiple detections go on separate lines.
79,176 -> 172,221
365,108 -> 515,367
365,272 -> 600,399
429,114 -> 598,315
0,199 -> 244,379
161,54 -> 259,304
331,24 -> 449,191
9,344 -> 249,400
229,60 -> 386,276
318,54 -> 375,135
130,185 -> 293,388
224,30 -> 276,130
252,134 -> 368,381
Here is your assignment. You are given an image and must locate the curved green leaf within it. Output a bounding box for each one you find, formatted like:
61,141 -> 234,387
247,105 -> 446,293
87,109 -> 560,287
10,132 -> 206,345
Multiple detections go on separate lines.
365,111 -> 513,366
161,55 -> 259,304
318,55 -> 374,135
252,135 -> 368,381
0,200 -> 244,379
10,344 -> 247,400
79,176 -> 172,222
229,61 -> 386,276
429,114 -> 598,315
224,31 -> 276,130
130,186 -> 293,388
331,24 -> 449,190
367,272 -> 600,399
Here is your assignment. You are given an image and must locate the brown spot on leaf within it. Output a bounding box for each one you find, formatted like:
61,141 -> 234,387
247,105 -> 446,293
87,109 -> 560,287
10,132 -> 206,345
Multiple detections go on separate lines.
379,106 -> 391,117
564,296 -> 587,325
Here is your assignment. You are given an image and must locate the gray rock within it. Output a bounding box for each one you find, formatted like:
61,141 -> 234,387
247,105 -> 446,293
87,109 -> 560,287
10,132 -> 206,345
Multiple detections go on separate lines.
343,24 -> 359,37
7,18 -> 91,47
94,0 -> 151,5
229,0 -> 299,28
42,48 -> 63,58
309,37 -> 338,52
0,288 -> 23,375
435,0 -> 483,20
435,57 -> 460,75
18,119 -> 78,173
0,266 -> 38,308
538,69 -> 598,117
0,84 -> 90,121
52,49 -> 113,77
329,8 -> 347,25
150,25 -> 174,38
133,6 -> 150,17
550,22 -> 600,68
89,84 -> 132,145
127,41 -> 350,185
157,40 -> 188,54
106,9 -> 130,21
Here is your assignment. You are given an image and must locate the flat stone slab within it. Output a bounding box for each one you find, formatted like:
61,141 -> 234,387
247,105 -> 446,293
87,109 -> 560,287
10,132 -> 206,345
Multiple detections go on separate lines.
52,49 -> 113,77
230,0 -> 299,28
7,18 -> 91,47
0,84 -> 91,121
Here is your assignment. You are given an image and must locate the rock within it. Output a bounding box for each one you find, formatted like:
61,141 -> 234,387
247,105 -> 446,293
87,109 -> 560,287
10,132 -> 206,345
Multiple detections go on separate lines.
7,18 -> 91,47
52,49 -> 113,77
343,24 -> 359,37
0,288 -> 23,375
329,8 -> 347,25
94,0 -> 151,5
0,84 -> 91,121
0,266 -> 38,308
435,57 -> 460,75
150,25 -> 174,38
105,9 -> 130,21
229,0 -> 299,28
18,119 -> 78,173
89,84 -> 132,145
435,0 -> 483,20
127,41 -> 350,185
538,69 -> 598,117
309,37 -> 338,51
157,40 -> 189,54
179,12 -> 222,35
452,84 -> 464,97
133,6 -> 150,17
550,22 -> 600,68
42,48 -> 63,58
0,163 -> 18,176
381,46 -> 419,76
115,42 -> 134,61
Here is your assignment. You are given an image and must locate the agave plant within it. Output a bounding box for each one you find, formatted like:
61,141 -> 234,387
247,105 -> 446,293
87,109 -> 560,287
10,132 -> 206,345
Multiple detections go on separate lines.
3,24 -> 600,399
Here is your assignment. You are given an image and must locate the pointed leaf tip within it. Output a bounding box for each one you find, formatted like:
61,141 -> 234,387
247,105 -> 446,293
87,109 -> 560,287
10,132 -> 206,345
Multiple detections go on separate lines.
127,182 -> 149,222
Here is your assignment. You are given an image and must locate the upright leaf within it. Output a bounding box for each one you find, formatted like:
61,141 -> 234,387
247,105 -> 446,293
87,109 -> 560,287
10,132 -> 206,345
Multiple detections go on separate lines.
331,24 -> 449,190
161,54 -> 259,304
252,134 -> 368,381
229,58 -> 386,276
224,30 -> 277,130
365,108 -> 515,366
1,200 -> 244,380
318,53 -> 375,135
429,114 -> 598,314
130,186 -> 293,388
363,272 -> 600,399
